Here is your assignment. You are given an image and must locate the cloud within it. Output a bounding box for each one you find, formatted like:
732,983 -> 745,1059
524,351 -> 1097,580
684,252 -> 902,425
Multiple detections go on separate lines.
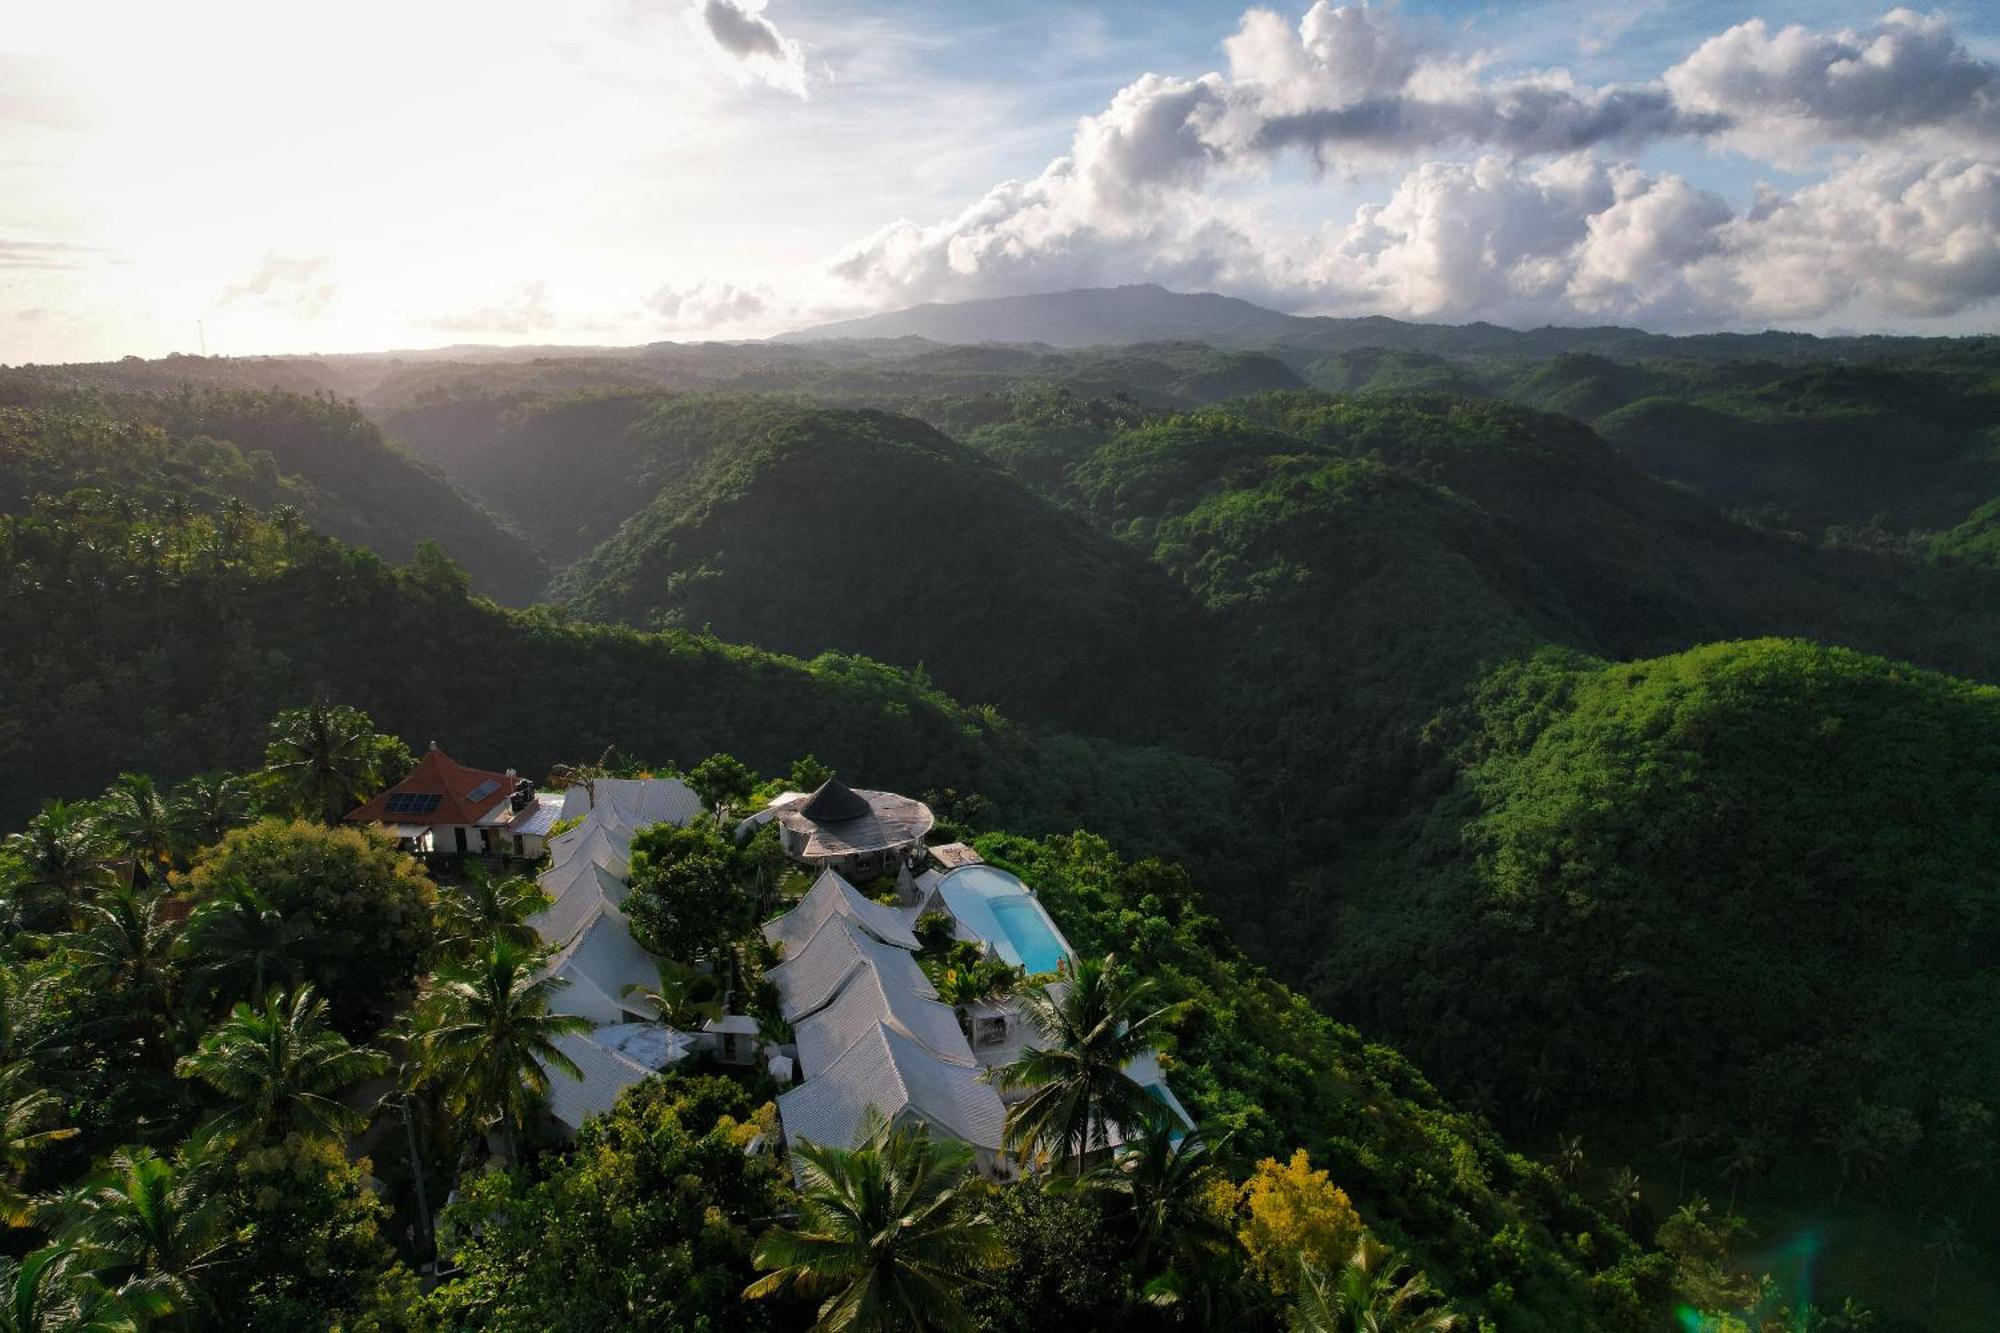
216,252 -> 336,317
646,279 -> 772,328
824,4 -> 2000,330
689,0 -> 808,98
1665,9 -> 2000,161
0,238 -> 101,272
426,280 -> 558,335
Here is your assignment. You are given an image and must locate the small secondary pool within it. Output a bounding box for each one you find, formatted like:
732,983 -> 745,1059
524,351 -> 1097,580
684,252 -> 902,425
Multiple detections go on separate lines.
936,864 -> 1074,976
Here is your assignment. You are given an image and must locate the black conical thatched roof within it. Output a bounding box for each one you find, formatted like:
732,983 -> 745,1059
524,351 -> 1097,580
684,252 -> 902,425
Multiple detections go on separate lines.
799,776 -> 872,823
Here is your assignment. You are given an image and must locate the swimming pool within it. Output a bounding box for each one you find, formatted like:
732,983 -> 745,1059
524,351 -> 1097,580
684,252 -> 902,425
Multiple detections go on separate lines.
936,864 -> 1074,976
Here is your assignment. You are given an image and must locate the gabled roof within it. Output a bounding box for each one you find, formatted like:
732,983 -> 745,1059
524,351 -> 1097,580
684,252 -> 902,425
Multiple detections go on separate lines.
763,868 -> 921,954
777,1023 -> 1006,1153
545,904 -> 661,1022
768,913 -> 935,1022
530,858 -> 630,946
345,745 -> 515,828
541,1030 -> 655,1132
798,777 -> 872,823
794,962 -> 976,1078
548,817 -> 633,873
557,777 -> 705,830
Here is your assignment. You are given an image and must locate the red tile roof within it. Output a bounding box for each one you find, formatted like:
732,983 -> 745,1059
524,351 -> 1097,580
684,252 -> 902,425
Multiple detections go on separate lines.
345,745 -> 516,828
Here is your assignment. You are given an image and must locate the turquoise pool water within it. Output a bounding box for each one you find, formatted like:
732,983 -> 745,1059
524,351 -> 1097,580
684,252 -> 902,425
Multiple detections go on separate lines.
937,864 -> 1073,975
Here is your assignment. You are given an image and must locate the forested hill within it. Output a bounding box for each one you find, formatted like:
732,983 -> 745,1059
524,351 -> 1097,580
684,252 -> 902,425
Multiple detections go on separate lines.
0,381 -> 546,600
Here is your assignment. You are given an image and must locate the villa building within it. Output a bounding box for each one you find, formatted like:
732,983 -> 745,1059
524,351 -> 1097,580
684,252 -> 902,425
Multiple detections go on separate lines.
345,744 -> 528,857
749,777 -> 934,879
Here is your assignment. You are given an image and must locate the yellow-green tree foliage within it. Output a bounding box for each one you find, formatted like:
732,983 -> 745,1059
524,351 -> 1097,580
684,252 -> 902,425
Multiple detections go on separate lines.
1235,1148 -> 1363,1294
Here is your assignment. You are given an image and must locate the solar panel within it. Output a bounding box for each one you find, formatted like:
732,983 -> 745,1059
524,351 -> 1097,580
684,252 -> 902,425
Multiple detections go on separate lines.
465,779 -> 501,804
385,792 -> 442,815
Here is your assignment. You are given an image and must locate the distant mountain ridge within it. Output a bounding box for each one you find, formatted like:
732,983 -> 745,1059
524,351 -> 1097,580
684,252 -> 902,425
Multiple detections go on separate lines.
779,282 -> 1994,362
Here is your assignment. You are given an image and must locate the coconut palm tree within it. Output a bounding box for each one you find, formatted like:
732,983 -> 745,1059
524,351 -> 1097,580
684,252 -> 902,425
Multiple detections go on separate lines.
412,937 -> 587,1161
0,1246 -> 136,1333
175,881 -> 310,1004
622,960 -> 704,1031
1551,1134 -> 1586,1183
3,803 -> 117,929
95,777 -> 175,882
434,868 -> 545,956
261,701 -> 394,824
174,986 -> 386,1147
0,1066 -> 77,1228
1604,1166 -> 1643,1227
67,892 -> 179,1071
744,1109 -> 1009,1331
1291,1236 -> 1460,1333
1073,1110 -> 1233,1283
53,1149 -> 230,1323
164,774 -> 250,855
989,954 -> 1176,1170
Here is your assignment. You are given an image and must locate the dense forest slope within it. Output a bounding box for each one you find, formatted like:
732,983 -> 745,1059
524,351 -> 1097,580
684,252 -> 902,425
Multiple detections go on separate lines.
0,382 -> 546,599
553,403 -> 1198,737
1319,641 -> 2000,1255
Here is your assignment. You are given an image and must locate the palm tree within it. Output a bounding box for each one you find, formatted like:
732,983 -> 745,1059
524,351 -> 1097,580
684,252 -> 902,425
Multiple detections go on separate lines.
3,803 -> 117,928
744,1109 -> 1009,1331
1718,1130 -> 1771,1214
67,893 -> 179,1070
0,1246 -> 136,1333
174,986 -> 386,1147
1291,1236 -> 1460,1333
1925,1217 -> 1965,1298
95,777 -> 174,882
1073,1110 -> 1233,1282
175,881 -> 310,1004
1551,1133 -> 1586,1183
164,774 -> 249,854
54,1149 -> 229,1323
622,960 -> 704,1031
1662,1113 -> 1712,1200
412,937 -> 588,1161
0,1066 -> 77,1227
1604,1166 -> 1643,1227
262,701 -> 393,824
435,868 -> 545,955
989,954 -> 1177,1170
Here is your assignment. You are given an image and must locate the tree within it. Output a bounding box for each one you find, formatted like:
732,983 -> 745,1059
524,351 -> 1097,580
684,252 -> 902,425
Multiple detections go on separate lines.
625,823 -> 758,965
990,954 -> 1175,1170
1604,1166 -> 1643,1226
434,866 -> 545,956
1072,1112 -> 1236,1295
174,986 -> 387,1148
66,892 -> 179,1071
0,1246 -> 136,1333
175,880 -> 310,1006
1291,1236 -> 1460,1333
686,752 -> 757,814
54,1149 -> 230,1324
790,754 -> 834,793
622,959 -> 705,1030
164,773 -> 250,853
425,1073 -> 784,1332
94,776 -> 175,880
412,936 -> 588,1162
3,803 -> 117,929
0,1065 -> 76,1228
261,701 -> 409,825
1235,1148 -> 1365,1297
177,819 -> 434,1033
745,1109 -> 1009,1331
1925,1216 -> 1964,1298
1552,1133 -> 1586,1183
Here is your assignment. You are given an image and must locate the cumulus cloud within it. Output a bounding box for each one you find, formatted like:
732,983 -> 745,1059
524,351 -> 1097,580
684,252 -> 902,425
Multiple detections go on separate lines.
824,4 -> 2000,330
688,0 -> 808,98
217,252 -> 335,318
426,280 -> 558,335
1666,9 -> 2000,161
646,279 -> 772,328
0,237 -> 101,271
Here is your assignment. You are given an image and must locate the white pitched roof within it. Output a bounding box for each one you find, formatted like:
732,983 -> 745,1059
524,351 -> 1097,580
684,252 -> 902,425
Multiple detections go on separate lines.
777,1023 -> 1006,1153
794,962 -> 975,1077
762,868 -> 921,954
559,778 -> 704,829
545,904 -> 661,1023
548,818 -> 632,875
507,793 -> 566,839
529,858 -> 629,945
768,913 -> 936,1022
542,1030 -> 655,1132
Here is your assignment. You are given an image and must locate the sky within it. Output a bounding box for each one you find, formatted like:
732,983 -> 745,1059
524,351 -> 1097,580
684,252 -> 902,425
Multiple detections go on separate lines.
3,0 -> 1998,361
